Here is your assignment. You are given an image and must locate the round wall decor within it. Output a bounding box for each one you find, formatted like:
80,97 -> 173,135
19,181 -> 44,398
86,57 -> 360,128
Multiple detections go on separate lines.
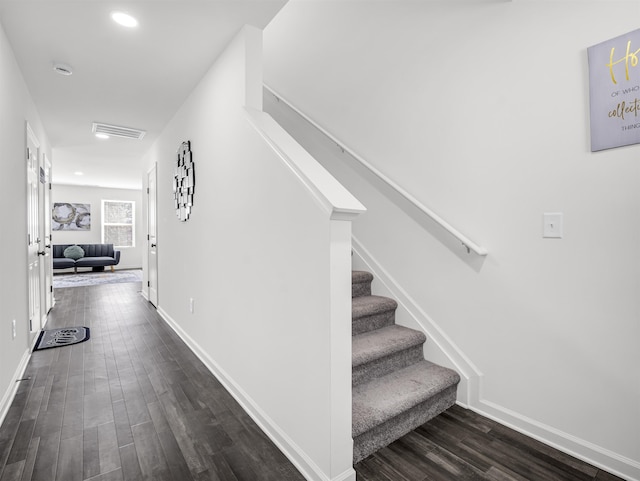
173,140 -> 195,222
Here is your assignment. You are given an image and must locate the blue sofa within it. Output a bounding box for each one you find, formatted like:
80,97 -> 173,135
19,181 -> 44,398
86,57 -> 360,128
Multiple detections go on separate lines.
53,244 -> 121,273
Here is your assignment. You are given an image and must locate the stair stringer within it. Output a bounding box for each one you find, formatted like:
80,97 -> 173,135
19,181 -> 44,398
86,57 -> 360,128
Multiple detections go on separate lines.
351,236 -> 482,408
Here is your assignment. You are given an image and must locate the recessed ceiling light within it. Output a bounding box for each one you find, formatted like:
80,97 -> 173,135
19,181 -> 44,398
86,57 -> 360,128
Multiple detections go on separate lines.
111,11 -> 138,28
95,133 -> 110,139
53,63 -> 73,76
74,172 -> 84,176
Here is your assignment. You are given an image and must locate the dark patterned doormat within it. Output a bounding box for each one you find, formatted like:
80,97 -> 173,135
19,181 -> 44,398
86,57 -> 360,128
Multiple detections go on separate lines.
34,326 -> 90,351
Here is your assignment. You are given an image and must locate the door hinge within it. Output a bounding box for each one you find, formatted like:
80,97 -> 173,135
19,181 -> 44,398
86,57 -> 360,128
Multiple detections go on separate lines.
50,285 -> 53,293
147,281 -> 150,287
29,319 -> 32,331
147,234 -> 150,241
147,187 -> 150,194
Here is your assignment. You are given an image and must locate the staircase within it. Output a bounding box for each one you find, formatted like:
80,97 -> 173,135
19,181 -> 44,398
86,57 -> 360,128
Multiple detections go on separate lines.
351,270 -> 461,463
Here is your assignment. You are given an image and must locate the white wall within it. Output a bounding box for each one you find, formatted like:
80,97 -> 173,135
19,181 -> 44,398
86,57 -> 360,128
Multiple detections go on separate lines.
0,21 -> 51,422
51,184 -> 143,270
264,1 -> 640,480
142,26 -> 358,481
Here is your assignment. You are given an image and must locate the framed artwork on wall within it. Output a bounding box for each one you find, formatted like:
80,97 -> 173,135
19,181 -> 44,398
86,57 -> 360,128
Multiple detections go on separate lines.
588,28 -> 640,151
52,203 -> 91,230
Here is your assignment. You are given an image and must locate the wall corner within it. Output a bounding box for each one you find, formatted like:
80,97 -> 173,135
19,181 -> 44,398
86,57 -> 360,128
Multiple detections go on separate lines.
242,25 -> 263,111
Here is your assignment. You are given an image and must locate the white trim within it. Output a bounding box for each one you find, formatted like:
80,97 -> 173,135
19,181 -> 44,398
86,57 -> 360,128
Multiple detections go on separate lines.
101,199 -> 136,248
329,469 -> 357,481
156,306 -> 356,481
351,236 -> 482,406
145,163 -> 158,308
0,349 -> 31,428
264,85 -> 486,256
244,107 -> 365,221
42,309 -> 51,329
351,237 -> 638,480
328,219 -> 356,478
26,122 -> 40,149
472,400 -> 640,481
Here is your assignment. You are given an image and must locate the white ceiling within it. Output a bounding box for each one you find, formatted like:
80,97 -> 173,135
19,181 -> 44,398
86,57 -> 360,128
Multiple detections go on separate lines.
0,0 -> 287,190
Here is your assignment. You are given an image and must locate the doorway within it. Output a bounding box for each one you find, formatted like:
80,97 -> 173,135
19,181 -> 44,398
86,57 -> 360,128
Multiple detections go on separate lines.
26,123 -> 41,346
40,154 -> 54,319
147,164 -> 158,306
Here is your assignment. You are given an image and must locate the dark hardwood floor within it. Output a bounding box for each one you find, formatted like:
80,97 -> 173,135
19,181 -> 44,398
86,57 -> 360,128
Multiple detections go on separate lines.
0,282 -> 305,481
0,282 -> 626,481
354,405 -> 624,481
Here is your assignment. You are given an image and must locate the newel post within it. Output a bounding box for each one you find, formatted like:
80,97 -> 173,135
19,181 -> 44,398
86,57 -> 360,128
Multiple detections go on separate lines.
329,210 -> 360,481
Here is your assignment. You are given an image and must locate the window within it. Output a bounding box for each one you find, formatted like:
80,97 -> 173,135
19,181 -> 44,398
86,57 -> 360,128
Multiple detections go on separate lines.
102,200 -> 135,247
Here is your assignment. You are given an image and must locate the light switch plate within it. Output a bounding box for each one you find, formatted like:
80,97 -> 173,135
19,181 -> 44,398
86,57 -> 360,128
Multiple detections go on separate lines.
543,213 -> 563,238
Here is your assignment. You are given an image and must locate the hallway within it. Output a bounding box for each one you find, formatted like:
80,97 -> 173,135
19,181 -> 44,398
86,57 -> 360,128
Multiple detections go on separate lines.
0,282 -> 305,481
0,282 -> 629,481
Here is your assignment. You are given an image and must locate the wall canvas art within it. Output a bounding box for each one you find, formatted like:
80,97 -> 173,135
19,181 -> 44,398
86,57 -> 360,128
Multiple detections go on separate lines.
588,28 -> 640,151
52,203 -> 91,230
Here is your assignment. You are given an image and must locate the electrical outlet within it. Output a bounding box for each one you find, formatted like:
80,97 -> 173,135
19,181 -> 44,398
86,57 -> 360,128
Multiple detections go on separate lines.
543,213 -> 563,238
11,319 -> 16,339
189,298 -> 194,314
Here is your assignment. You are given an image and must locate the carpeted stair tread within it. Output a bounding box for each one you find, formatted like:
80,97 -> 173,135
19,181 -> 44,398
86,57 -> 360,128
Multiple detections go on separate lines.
352,295 -> 397,320
352,325 -> 426,368
352,295 -> 398,335
349,270 -> 460,463
352,360 -> 460,438
352,270 -> 374,285
352,270 -> 374,298
352,384 -> 457,463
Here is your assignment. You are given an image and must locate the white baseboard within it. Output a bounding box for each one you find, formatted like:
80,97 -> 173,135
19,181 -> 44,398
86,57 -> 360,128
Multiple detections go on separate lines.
473,400 -> 640,481
352,238 -> 639,481
0,349 -> 31,429
331,468 -> 357,481
156,306 -> 355,481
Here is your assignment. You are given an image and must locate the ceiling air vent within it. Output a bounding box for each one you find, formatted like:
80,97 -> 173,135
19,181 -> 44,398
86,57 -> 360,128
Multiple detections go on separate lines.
92,122 -> 146,140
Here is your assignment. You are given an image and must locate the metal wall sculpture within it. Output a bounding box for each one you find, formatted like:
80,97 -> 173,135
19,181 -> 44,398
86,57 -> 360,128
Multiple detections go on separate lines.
173,141 -> 195,222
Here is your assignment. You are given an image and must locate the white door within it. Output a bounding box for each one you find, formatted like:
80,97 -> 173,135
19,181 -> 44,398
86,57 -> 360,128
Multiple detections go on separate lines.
41,155 -> 54,315
147,164 -> 158,306
26,124 -> 41,345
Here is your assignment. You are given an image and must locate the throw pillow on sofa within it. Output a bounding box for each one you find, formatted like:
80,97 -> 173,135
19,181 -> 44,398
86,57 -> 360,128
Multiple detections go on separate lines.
64,245 -> 85,260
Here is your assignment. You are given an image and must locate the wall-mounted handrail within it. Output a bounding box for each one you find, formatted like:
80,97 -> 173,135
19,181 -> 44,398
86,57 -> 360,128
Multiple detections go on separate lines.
264,84 -> 488,256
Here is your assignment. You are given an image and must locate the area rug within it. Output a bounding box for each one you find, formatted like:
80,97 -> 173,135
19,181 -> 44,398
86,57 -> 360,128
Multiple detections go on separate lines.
53,269 -> 142,288
34,326 -> 90,351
